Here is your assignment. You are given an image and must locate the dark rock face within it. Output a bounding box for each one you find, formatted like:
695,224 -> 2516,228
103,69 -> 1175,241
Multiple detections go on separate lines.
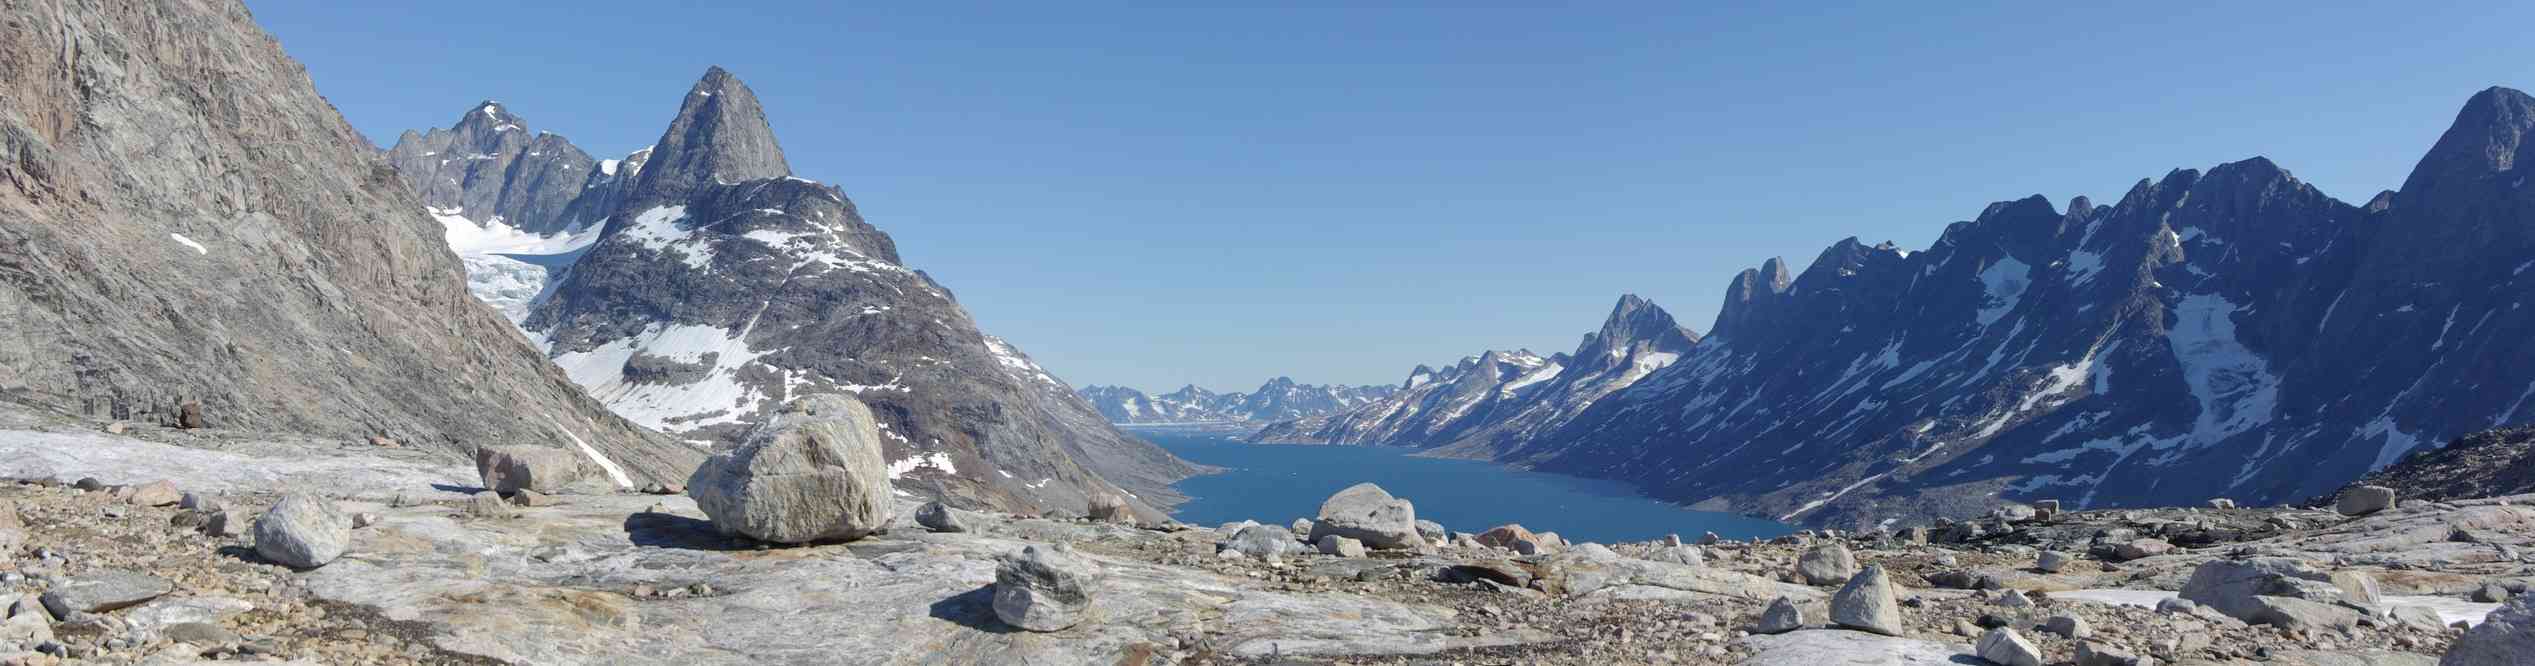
2342,426 -> 2535,502
1512,90 -> 2535,528
384,102 -> 600,235
463,67 -> 1198,516
1266,88 -> 2535,529
1078,379 -> 1396,424
0,0 -> 697,485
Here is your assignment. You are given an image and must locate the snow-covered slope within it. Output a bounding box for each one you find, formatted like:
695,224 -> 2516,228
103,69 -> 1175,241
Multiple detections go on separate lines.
392,68 -> 1196,517
1078,380 -> 1396,425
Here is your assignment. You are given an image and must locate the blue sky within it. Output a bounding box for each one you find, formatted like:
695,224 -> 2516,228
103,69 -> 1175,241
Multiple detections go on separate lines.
253,1 -> 2530,394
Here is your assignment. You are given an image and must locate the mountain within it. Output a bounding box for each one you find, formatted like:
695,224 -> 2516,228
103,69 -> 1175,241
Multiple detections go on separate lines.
0,0 -> 697,485
385,105 -> 650,321
393,68 -> 1197,516
1423,294 -> 1701,459
1078,379 -> 1397,424
1246,294 -> 1697,449
1456,87 -> 2535,528
1250,349 -> 1561,445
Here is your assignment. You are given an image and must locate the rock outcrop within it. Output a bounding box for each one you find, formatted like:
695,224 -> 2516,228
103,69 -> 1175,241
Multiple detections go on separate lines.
686,395 -> 894,543
0,0 -> 698,486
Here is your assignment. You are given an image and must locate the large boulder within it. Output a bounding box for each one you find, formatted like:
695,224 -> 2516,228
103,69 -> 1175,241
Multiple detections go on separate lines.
474,446 -> 587,495
1828,564 -> 1903,636
2336,485 -> 2396,516
1307,483 -> 1419,549
2179,558 -> 2355,622
252,493 -> 350,569
1796,543 -> 1857,585
992,544 -> 1101,632
686,395 -> 895,543
1085,492 -> 1132,523
2447,596 -> 2535,666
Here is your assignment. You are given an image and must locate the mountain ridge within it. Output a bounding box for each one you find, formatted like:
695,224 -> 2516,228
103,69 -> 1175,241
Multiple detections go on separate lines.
1256,87 -> 2535,528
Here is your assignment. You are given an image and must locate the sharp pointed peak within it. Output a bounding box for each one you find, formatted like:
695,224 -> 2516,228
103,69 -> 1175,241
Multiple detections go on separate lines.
628,66 -> 793,203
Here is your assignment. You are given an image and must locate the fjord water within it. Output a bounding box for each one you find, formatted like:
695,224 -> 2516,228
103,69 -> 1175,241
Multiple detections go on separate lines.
1145,430 -> 1791,543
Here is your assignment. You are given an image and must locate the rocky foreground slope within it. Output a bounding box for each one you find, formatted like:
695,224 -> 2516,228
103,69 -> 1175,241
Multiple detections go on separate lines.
0,0 -> 697,485
5,402 -> 2535,665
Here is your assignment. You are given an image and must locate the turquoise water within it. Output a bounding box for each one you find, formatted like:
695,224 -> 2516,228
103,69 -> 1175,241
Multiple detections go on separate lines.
1146,430 -> 1791,543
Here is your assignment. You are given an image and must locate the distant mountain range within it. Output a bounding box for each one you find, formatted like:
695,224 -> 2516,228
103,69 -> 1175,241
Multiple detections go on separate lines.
1079,379 -> 1396,425
1256,87 -> 2535,529
386,69 -> 1193,517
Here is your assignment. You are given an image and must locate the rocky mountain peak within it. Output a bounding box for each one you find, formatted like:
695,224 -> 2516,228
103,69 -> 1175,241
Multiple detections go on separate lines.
628,66 -> 792,206
1580,294 -> 1698,365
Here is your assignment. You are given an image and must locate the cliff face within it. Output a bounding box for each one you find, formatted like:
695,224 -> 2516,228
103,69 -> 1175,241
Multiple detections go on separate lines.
0,0 -> 699,484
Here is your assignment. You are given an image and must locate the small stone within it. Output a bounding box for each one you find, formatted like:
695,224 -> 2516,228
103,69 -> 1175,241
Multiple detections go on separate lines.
1416,520 -> 1447,543
1828,564 -> 1903,636
2206,498 -> 2236,509
2334,484 -> 2395,516
72,477 -> 103,492
177,492 -> 221,511
351,512 -> 380,529
161,622 -> 238,645
126,480 -> 180,507
474,445 -> 588,495
1975,627 -> 2043,666
507,489 -> 551,507
2043,612 -> 2091,639
367,435 -> 400,448
915,501 -> 967,533
1315,534 -> 1367,558
253,493 -> 351,569
992,544 -> 1101,632
1752,596 -> 1803,634
2473,583 -> 2512,603
1474,524 -> 1538,551
1796,543 -> 1858,585
1220,525 -> 1298,563
40,570 -> 171,616
2155,597 -> 2198,614
2037,551 -> 2073,573
2076,639 -> 2147,666
2032,499 -> 2061,519
464,493 -> 516,519
178,402 -> 205,429
2110,538 -> 2173,561
202,507 -> 252,537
